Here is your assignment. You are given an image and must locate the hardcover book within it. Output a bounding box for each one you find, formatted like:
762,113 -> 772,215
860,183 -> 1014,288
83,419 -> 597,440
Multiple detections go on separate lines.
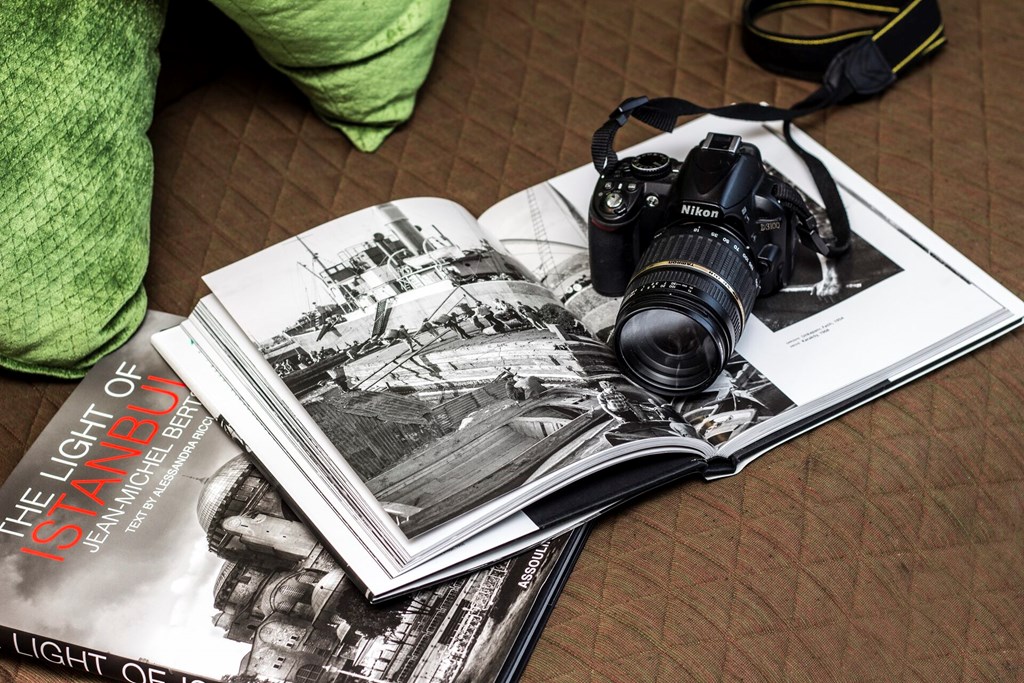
0,312 -> 588,683
152,116 -> 1024,601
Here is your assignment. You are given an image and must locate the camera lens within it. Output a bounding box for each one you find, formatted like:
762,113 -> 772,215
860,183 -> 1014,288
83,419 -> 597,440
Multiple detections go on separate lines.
612,223 -> 761,396
616,308 -> 722,391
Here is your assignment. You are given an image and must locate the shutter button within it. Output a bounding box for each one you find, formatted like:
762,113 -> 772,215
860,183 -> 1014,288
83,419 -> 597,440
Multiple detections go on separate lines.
604,191 -> 624,211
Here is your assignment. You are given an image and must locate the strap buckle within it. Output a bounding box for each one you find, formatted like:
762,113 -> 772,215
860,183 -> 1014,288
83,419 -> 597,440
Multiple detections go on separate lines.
611,96 -> 650,126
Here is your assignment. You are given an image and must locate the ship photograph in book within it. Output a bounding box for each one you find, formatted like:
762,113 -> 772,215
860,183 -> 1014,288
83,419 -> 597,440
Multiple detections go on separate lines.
206,199 -> 701,538
0,312 -> 584,683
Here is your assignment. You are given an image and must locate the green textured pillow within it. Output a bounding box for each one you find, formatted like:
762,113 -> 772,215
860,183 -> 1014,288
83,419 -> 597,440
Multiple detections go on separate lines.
209,0 -> 451,152
0,0 -> 164,378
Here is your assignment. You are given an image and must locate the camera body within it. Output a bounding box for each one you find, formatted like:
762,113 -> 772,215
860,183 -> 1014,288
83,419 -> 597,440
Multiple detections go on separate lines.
588,133 -> 821,396
589,132 -> 798,298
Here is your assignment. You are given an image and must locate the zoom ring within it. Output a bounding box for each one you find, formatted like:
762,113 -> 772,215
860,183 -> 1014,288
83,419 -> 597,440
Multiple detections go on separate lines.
641,226 -> 760,289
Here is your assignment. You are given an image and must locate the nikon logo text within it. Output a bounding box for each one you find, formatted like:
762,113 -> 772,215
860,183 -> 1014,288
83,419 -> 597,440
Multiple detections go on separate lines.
680,204 -> 720,219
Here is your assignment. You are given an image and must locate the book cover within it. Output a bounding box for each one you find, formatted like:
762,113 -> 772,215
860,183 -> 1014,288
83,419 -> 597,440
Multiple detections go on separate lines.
0,311 -> 587,683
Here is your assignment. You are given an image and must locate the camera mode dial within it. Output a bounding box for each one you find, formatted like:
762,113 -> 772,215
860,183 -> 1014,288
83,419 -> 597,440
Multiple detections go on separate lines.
629,152 -> 672,180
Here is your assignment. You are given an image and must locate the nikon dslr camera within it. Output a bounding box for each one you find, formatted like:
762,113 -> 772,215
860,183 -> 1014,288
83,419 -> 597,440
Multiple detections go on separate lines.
589,132 -> 829,397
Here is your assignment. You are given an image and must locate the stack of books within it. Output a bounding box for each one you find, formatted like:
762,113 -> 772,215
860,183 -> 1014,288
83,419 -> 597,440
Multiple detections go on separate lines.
3,116 -> 1021,683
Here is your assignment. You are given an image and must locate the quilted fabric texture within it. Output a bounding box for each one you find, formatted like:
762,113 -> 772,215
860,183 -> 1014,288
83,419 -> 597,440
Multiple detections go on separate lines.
1,0 -> 1023,681
209,0 -> 450,152
0,0 -> 164,378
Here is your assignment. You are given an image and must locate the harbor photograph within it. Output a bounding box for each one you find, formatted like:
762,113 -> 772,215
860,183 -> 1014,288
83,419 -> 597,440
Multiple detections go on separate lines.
204,198 -> 700,538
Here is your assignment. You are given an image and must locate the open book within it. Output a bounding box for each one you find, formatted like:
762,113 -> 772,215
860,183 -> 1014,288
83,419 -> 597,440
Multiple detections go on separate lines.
153,116 -> 1024,601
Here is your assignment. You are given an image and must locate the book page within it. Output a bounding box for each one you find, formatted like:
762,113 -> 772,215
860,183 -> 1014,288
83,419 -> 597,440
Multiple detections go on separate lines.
202,197 -> 704,545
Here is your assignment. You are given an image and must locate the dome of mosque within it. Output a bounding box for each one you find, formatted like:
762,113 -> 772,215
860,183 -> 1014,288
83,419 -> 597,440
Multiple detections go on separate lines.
197,455 -> 255,532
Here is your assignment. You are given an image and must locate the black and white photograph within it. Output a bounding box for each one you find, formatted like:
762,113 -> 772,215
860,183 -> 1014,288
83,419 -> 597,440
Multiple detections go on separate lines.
206,198 -> 691,539
478,182 -> 621,341
206,198 -> 536,348
752,163 -> 904,332
592,379 -> 704,447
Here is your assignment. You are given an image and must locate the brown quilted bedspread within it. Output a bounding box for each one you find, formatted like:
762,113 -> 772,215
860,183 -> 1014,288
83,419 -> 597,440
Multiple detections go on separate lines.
2,1 -> 1022,681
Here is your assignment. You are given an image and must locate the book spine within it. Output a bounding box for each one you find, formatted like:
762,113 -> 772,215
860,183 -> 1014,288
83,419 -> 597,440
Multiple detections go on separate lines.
0,625 -> 218,683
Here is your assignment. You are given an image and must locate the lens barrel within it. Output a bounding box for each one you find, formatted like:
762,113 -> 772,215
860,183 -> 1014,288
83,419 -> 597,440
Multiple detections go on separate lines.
613,223 -> 761,396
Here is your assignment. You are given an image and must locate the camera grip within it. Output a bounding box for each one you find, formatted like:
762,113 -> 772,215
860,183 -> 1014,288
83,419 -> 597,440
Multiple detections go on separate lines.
588,222 -> 635,297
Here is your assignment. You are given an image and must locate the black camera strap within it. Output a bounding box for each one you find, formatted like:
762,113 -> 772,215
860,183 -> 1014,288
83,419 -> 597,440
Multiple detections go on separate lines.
591,0 -> 946,257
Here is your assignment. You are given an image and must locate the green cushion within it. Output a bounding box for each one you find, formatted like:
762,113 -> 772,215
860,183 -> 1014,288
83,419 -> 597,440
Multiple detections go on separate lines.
209,0 -> 451,152
0,0 -> 164,378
